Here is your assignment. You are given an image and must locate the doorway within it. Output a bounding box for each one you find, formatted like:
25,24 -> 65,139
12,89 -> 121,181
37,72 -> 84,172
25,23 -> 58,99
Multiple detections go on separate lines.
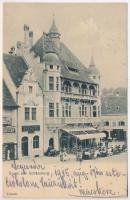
49,138 -> 54,148
22,137 -> 28,156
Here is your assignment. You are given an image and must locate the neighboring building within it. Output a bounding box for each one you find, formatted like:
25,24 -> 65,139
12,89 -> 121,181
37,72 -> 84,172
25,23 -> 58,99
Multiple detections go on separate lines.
3,81 -> 18,160
101,88 -> 127,141
3,18 -> 105,159
3,54 -> 43,160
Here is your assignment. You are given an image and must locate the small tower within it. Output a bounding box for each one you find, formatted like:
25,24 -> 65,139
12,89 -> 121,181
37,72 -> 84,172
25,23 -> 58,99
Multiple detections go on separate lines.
42,51 -> 61,91
88,56 -> 100,83
88,56 -> 101,117
42,51 -> 62,152
47,16 -> 61,49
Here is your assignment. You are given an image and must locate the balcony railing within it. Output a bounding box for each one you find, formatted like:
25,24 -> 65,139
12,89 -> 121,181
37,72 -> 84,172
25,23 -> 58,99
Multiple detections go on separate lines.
61,92 -> 97,101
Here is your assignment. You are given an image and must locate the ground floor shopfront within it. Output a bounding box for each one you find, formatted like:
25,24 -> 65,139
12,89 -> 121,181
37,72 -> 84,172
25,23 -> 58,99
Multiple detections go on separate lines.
4,124 -> 127,160
59,128 -> 106,152
3,143 -> 18,160
110,129 -> 127,141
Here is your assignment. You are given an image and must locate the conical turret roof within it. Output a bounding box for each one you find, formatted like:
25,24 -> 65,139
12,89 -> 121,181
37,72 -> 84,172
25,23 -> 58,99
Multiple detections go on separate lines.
88,56 -> 100,75
49,18 -> 59,34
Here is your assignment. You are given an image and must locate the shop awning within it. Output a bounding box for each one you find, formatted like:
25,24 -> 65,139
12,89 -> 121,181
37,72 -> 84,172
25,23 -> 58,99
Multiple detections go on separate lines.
75,132 -> 106,140
61,128 -> 106,141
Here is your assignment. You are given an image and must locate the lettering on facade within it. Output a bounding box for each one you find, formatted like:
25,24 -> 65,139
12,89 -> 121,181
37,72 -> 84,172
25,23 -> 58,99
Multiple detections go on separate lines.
22,125 -> 40,133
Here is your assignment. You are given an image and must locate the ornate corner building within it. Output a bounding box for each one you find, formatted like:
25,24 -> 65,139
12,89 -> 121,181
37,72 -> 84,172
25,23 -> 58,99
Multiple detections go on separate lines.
3,18 -> 105,160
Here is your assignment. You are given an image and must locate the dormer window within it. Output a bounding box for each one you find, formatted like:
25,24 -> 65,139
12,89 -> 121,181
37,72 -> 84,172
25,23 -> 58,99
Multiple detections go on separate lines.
50,65 -> 53,69
68,67 -> 78,72
29,86 -> 32,94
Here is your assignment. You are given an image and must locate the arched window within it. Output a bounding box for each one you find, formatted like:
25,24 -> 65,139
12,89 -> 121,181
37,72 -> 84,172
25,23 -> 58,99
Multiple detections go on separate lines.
81,84 -> 87,95
73,82 -> 80,94
89,85 -> 96,96
33,136 -> 39,148
63,81 -> 72,93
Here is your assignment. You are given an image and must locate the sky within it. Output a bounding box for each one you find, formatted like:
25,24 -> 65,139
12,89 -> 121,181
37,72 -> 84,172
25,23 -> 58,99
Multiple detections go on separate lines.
3,3 -> 127,89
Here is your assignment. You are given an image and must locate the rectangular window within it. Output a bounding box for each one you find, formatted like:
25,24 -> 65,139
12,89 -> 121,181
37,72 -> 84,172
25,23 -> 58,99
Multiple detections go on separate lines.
32,108 -> 36,120
93,106 -> 97,117
50,65 -> 53,69
56,77 -> 59,91
25,107 -> 30,120
119,121 -> 125,126
62,105 -> 64,117
65,104 -> 68,117
69,105 -> 71,117
57,65 -> 59,70
79,106 -> 81,117
98,106 -> 100,117
85,107 -> 87,117
49,103 -> 54,117
49,76 -> 54,90
104,121 -> 109,126
56,103 -> 59,117
90,107 -> 92,117
82,89 -> 86,95
29,86 -> 32,94
113,121 -> 116,126
82,105 -> 84,116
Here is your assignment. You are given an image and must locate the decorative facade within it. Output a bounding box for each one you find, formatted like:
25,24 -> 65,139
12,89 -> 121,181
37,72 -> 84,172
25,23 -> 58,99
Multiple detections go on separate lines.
3,18 -> 104,159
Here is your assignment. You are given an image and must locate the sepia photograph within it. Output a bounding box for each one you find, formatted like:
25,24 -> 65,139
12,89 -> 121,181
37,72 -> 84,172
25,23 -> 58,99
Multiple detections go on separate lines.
2,2 -> 128,198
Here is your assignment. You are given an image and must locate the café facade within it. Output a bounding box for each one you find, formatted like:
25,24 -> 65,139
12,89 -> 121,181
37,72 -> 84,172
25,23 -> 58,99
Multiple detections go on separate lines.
3,18 -> 106,160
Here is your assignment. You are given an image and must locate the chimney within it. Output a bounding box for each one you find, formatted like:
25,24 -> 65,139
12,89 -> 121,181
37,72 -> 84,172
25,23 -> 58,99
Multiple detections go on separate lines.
29,31 -> 33,48
24,24 -> 29,48
16,41 -> 24,56
9,46 -> 15,55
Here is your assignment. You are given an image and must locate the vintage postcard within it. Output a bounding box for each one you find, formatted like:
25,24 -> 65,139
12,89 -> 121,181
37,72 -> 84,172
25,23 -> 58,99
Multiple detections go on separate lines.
2,2 -> 128,198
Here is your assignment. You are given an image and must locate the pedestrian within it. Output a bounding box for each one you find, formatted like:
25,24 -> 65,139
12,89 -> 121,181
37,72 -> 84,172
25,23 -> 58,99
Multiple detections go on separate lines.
60,150 -> 63,161
94,148 -> 100,159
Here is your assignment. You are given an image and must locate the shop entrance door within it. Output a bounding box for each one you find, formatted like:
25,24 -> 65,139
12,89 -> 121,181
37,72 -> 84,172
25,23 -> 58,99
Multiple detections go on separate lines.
22,137 -> 28,156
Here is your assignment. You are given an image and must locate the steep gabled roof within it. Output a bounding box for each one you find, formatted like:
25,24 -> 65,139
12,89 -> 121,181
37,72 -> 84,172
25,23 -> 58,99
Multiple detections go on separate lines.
31,35 -> 95,84
3,81 -> 18,108
3,54 -> 28,87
